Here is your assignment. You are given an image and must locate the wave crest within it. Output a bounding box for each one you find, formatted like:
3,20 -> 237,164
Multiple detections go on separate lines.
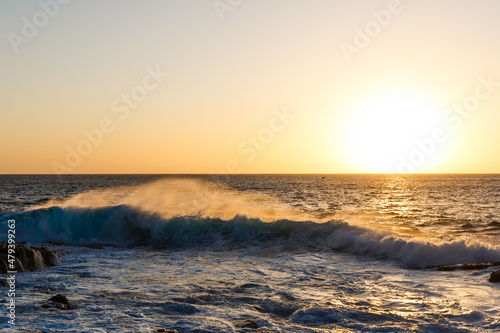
2,205 -> 500,268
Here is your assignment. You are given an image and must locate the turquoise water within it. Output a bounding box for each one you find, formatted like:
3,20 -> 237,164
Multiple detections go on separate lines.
1,175 -> 499,332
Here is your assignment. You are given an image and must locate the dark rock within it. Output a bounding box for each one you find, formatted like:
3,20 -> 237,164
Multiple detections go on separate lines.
436,265 -> 461,271
43,295 -> 72,310
156,330 -> 177,333
461,263 -> 498,270
49,294 -> 69,305
42,302 -> 72,310
55,303 -> 72,310
0,243 -> 63,274
436,262 -> 500,272
489,270 -> 500,283
0,279 -> 8,287
36,246 -> 63,266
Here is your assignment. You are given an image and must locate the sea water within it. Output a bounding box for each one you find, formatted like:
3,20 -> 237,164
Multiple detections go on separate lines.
0,174 -> 499,332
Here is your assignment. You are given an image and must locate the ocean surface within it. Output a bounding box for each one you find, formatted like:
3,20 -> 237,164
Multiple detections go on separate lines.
1,174 -> 500,332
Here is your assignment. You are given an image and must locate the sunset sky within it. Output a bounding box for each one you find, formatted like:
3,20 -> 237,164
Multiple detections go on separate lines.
1,0 -> 499,174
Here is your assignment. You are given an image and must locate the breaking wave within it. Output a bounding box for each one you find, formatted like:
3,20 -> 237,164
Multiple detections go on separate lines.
2,205 -> 500,269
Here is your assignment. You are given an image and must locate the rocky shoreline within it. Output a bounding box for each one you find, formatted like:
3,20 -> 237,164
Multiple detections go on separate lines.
434,262 -> 500,283
435,262 -> 500,271
0,242 -> 63,274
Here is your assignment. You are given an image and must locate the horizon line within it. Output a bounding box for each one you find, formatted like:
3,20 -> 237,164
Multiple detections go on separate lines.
1,172 -> 499,176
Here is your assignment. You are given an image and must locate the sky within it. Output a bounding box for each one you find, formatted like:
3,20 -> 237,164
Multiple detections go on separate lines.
1,0 -> 499,174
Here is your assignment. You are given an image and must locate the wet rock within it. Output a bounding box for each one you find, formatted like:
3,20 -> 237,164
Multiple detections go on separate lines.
41,302 -> 72,310
55,303 -> 72,310
461,263 -> 500,270
489,270 -> 500,283
0,243 -> 63,274
435,262 -> 500,271
42,294 -> 72,310
49,294 -> 69,305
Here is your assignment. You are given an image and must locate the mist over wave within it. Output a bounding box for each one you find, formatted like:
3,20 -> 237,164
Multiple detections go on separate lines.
34,178 -> 320,222
3,203 -> 500,269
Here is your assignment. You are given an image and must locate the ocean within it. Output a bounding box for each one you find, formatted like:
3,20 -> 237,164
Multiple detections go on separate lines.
1,174 -> 499,332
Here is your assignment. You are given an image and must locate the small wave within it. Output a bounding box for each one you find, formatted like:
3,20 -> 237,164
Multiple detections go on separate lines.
2,205 -> 500,269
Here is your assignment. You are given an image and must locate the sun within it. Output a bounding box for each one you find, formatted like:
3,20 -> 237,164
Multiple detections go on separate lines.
337,90 -> 443,173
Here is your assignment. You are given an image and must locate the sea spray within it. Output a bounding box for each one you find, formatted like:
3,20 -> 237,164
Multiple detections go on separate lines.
3,205 -> 500,268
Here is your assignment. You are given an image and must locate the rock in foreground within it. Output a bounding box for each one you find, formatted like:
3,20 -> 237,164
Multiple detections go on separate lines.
489,270 -> 500,283
42,294 -> 72,310
435,262 -> 500,271
49,294 -> 70,305
0,243 -> 63,274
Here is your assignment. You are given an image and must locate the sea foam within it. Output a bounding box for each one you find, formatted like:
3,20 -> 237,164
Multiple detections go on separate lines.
2,204 -> 500,269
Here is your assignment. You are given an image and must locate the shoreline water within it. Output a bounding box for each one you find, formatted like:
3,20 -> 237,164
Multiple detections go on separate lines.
1,174 -> 499,331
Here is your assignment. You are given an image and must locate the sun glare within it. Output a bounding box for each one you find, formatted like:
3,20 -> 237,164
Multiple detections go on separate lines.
338,90 -> 443,173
